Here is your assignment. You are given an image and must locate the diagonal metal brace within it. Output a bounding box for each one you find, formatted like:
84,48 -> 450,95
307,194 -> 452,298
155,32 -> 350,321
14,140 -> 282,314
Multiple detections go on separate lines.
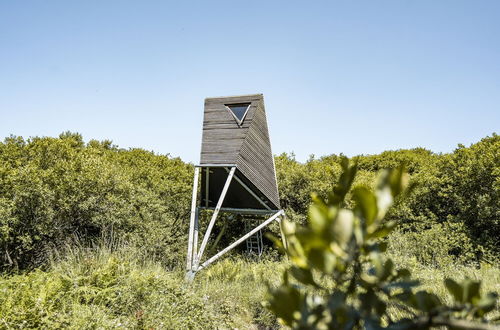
196,210 -> 284,271
194,167 -> 236,267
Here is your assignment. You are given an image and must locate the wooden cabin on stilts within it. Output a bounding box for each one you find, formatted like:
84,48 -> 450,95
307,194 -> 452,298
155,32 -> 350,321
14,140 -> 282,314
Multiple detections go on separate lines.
186,94 -> 285,280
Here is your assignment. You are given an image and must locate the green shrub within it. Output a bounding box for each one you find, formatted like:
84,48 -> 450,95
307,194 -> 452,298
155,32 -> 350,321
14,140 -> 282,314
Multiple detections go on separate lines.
266,160 -> 498,329
0,244 -> 226,329
389,134 -> 499,258
276,136 -> 499,262
1,132 -> 498,271
388,221 -> 479,267
0,133 -> 192,270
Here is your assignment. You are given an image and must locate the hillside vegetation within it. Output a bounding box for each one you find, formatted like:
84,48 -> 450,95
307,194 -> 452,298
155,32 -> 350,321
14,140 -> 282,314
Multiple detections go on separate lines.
0,132 -> 498,328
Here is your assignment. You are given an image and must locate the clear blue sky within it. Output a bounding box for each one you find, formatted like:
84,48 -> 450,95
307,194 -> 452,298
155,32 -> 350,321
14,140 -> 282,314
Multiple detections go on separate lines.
1,1 -> 498,163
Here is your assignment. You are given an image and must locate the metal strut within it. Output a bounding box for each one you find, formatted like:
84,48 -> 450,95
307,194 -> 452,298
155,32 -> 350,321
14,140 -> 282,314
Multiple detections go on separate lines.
185,165 -> 285,281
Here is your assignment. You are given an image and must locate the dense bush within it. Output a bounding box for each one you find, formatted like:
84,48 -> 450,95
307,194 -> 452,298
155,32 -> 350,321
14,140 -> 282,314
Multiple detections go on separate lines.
0,132 -> 192,270
388,222 -> 477,268
0,132 -> 498,271
276,134 -> 499,264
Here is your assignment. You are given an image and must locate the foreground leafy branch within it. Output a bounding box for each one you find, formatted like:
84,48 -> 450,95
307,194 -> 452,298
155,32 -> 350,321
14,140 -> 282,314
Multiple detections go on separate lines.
266,159 -> 498,329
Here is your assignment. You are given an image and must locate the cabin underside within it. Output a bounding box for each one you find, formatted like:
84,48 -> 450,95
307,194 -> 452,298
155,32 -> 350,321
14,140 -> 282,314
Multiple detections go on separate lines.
199,166 -> 279,212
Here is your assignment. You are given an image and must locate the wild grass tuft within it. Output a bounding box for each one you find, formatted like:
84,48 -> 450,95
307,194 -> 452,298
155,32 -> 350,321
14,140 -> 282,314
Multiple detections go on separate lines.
0,242 -> 224,329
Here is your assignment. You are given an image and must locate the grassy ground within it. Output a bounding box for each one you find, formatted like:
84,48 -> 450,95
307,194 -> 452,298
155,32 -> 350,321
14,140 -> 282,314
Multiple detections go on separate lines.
0,246 -> 498,329
0,245 -> 284,329
387,253 -> 500,324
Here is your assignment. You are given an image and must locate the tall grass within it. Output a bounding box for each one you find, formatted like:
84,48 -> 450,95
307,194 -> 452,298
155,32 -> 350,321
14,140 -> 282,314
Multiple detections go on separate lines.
0,240 -> 498,329
389,252 -> 500,316
194,257 -> 288,329
0,243 -> 224,329
0,241 -> 287,329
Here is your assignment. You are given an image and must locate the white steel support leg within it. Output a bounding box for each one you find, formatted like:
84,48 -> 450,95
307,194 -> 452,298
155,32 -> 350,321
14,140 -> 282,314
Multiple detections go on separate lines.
197,210 -> 284,271
194,167 -> 236,269
193,208 -> 199,260
186,167 -> 200,272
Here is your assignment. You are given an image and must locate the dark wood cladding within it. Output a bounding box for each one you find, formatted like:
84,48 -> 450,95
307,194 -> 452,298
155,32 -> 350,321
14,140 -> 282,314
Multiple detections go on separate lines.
200,94 -> 280,209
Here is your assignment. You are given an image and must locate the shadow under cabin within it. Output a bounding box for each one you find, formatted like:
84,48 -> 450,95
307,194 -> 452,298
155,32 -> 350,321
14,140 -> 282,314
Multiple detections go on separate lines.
186,94 -> 285,279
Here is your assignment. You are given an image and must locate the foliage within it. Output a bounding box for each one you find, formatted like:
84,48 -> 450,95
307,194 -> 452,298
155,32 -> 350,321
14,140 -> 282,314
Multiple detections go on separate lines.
0,134 -> 496,292
275,135 -> 499,264
0,131 -> 498,328
0,244 -> 498,329
0,242 -> 289,329
266,160 -> 498,329
439,135 -> 499,255
0,243 -> 226,329
0,132 -> 192,270
1,132 -> 498,271
388,222 -> 477,268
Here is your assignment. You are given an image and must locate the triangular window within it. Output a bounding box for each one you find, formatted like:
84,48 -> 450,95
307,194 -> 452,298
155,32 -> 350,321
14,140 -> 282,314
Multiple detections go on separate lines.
226,103 -> 251,126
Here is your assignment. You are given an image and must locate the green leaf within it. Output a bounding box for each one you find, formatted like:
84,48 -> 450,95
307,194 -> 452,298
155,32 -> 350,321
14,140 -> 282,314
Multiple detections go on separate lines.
370,252 -> 384,279
267,285 -> 302,326
411,291 -> 442,312
444,278 -> 463,303
296,227 -> 327,250
265,233 -> 284,250
308,248 -> 336,273
280,218 -> 296,236
368,221 -> 397,239
289,266 -> 319,288
308,202 -> 329,234
474,292 -> 498,315
353,187 -> 378,226
382,259 -> 394,280
375,176 -> 393,216
378,241 -> 388,252
329,158 -> 357,206
332,209 -> 354,246
462,278 -> 481,303
396,268 -> 411,279
364,241 -> 388,254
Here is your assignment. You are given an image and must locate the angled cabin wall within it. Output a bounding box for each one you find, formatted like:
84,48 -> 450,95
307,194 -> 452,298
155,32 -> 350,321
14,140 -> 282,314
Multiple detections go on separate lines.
199,94 -> 280,210
236,100 -> 279,209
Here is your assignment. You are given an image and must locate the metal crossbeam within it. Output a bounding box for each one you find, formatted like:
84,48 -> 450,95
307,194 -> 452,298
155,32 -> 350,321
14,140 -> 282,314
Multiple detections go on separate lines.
199,207 -> 278,215
195,164 -> 236,168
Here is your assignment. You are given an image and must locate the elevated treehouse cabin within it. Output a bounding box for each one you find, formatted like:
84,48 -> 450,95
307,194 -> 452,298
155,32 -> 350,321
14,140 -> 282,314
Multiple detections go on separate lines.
186,94 -> 284,278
